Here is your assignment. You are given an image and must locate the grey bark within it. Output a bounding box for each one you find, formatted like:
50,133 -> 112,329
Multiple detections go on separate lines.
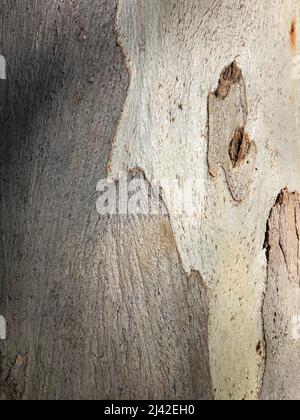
0,0 -> 212,400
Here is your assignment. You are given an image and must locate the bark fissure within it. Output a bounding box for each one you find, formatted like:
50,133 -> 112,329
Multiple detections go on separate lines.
229,127 -> 251,168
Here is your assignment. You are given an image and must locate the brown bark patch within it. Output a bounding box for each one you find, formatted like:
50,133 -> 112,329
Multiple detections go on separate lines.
208,62 -> 256,202
256,341 -> 265,358
215,61 -> 242,99
229,128 -> 251,168
290,18 -> 297,56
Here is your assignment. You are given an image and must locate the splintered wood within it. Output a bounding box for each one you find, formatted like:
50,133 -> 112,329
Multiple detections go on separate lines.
262,189 -> 300,400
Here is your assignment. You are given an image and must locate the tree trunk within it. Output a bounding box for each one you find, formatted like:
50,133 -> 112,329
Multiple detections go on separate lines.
0,0 -> 299,400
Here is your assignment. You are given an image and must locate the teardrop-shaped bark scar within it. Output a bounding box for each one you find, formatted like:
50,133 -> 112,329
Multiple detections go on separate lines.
208,61 -> 257,202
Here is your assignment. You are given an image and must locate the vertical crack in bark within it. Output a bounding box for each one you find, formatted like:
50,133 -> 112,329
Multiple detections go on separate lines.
229,127 -> 251,168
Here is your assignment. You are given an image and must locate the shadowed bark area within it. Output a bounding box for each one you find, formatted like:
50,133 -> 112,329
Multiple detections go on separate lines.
0,0 -> 212,400
262,189 -> 300,400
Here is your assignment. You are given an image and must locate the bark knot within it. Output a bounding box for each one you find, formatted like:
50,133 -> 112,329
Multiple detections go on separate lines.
229,128 -> 251,168
216,61 -> 242,99
208,62 -> 256,202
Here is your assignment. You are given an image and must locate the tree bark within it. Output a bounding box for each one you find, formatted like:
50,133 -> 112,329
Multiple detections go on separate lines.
0,0 -> 299,400
262,189 -> 300,400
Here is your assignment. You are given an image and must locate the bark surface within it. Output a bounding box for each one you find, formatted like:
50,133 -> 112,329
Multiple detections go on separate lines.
0,0 -> 212,400
262,190 -> 300,400
0,0 -> 300,400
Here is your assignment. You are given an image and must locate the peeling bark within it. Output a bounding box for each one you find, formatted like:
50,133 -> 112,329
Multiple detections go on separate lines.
261,189 -> 300,400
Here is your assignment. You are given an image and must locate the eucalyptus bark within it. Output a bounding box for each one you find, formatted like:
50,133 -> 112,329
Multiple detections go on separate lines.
0,0 -> 299,400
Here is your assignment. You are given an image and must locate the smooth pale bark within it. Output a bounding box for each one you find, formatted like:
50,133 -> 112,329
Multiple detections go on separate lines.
112,0 -> 300,400
0,0 -> 299,400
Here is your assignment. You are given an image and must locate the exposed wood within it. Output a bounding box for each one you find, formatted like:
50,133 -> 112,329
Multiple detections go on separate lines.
261,189 -> 300,400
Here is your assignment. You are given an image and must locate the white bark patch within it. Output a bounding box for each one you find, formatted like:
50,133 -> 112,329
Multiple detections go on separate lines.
111,0 -> 300,400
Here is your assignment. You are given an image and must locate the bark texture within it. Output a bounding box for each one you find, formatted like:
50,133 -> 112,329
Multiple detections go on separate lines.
112,0 -> 299,400
262,189 -> 300,400
0,0 -> 212,400
0,0 -> 300,401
